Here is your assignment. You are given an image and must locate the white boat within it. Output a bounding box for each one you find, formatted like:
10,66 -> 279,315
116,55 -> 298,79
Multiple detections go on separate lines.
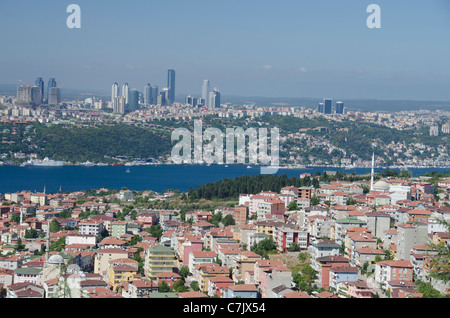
81,161 -> 95,167
24,157 -> 64,167
247,166 -> 252,169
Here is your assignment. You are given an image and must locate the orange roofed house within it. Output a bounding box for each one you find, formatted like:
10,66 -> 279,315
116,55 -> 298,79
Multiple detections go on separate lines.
374,260 -> 413,291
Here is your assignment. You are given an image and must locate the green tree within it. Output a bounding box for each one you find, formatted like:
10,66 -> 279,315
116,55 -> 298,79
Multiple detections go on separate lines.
179,266 -> 191,281
129,235 -> 142,246
158,280 -> 171,293
24,229 -> 38,239
297,252 -> 309,263
190,281 -> 200,292
222,214 -> 235,227
58,210 -> 72,219
147,225 -> 163,240
251,239 -> 277,259
10,213 -> 20,223
288,201 -> 299,211
173,279 -> 189,293
50,220 -> 61,233
311,194 -> 320,206
427,219 -> 450,283
415,280 -> 449,298
287,243 -> 300,252
50,236 -> 66,252
293,264 -> 318,294
15,238 -> 25,252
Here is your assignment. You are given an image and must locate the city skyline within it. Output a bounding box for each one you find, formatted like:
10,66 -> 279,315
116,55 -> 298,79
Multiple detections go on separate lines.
1,1 -> 450,101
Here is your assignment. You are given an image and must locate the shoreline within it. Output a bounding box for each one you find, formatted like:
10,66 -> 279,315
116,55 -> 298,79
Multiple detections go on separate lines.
0,162 -> 448,170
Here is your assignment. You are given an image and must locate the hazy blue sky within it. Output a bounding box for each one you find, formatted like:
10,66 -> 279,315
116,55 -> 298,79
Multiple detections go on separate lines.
1,0 -> 450,100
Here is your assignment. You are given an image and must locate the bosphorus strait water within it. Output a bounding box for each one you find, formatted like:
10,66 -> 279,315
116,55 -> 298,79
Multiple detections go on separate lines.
0,165 -> 448,194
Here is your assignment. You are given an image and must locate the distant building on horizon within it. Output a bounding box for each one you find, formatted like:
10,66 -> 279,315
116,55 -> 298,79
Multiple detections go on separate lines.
113,95 -> 126,114
318,102 -> 324,113
151,86 -> 159,105
46,78 -> 57,104
208,88 -> 220,110
157,89 -> 167,106
112,82 -> 119,103
430,125 -> 439,136
323,98 -> 332,114
202,80 -> 210,107
17,84 -> 42,106
48,87 -> 61,106
186,95 -> 197,107
122,83 -> 129,104
336,101 -> 344,114
144,83 -> 152,105
35,77 -> 44,104
167,69 -> 175,104
128,88 -> 140,111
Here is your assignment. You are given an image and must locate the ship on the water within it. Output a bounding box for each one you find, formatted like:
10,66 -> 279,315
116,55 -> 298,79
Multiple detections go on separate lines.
23,157 -> 65,167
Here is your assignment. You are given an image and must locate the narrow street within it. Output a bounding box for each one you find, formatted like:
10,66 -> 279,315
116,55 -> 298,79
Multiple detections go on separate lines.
358,273 -> 387,298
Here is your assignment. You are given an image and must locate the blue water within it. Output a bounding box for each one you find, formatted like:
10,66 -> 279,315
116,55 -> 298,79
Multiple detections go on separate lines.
0,165 -> 448,194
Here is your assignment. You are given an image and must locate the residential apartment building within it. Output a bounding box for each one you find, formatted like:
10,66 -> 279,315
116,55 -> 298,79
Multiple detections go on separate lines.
396,222 -> 428,260
374,260 -> 414,291
231,251 -> 261,283
144,245 -> 176,279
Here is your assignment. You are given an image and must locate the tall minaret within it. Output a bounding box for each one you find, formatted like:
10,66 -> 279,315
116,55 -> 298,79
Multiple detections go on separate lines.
370,152 -> 375,191
45,219 -> 50,262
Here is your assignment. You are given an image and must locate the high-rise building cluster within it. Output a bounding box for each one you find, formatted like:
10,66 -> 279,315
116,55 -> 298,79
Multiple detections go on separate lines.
16,77 -> 61,106
111,69 -> 177,114
185,79 -> 221,109
111,69 -> 221,115
317,98 -> 345,115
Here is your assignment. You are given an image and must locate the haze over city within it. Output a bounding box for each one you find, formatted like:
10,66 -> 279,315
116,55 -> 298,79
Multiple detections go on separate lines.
1,0 -> 450,101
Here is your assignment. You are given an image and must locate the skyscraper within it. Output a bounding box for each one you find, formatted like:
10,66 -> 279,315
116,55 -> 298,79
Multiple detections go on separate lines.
318,102 -> 324,113
151,86 -> 159,105
46,78 -> 57,104
185,95 -> 197,107
202,80 -> 210,106
112,82 -> 119,103
208,88 -> 220,110
167,69 -> 176,104
113,95 -> 126,114
128,89 -> 140,111
35,77 -> 44,104
336,101 -> 344,114
48,87 -> 61,105
122,83 -> 129,104
323,98 -> 332,114
17,84 -> 42,105
157,92 -> 166,106
144,83 -> 152,105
